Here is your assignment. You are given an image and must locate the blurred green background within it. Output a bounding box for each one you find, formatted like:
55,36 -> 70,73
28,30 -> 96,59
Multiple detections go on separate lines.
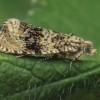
0,0 -> 99,61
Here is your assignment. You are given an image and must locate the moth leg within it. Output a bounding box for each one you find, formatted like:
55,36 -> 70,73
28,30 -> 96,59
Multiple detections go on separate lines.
53,52 -> 67,58
69,49 -> 83,70
41,55 -> 53,61
16,54 -> 32,58
41,53 -> 63,61
69,58 -> 77,71
41,56 -> 53,61
16,55 -> 24,58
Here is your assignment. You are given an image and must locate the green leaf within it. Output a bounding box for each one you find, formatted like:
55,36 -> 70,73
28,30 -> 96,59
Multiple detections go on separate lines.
0,52 -> 100,100
0,0 -> 99,100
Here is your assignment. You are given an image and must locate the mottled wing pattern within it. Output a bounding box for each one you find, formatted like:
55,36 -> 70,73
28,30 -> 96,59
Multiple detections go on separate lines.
0,18 -> 96,62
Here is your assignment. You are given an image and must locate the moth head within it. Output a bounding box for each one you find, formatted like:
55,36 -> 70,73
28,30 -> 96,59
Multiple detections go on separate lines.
84,41 -> 97,55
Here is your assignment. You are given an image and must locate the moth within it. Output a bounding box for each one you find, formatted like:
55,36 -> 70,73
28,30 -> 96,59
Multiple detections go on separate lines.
0,18 -> 96,69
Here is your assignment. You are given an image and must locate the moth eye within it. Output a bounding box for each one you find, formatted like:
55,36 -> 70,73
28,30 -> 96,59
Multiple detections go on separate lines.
85,46 -> 91,53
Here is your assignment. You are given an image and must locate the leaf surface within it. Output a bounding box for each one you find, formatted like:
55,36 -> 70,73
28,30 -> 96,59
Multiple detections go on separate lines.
0,52 -> 100,100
